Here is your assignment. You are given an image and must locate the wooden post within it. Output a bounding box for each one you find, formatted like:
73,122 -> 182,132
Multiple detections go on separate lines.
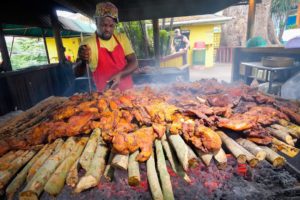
246,0 -> 256,41
0,24 -> 12,71
297,3 -> 300,28
41,29 -> 50,64
50,10 -> 66,63
152,19 -> 160,67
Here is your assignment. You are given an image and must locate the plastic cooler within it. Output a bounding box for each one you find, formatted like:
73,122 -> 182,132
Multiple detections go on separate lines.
192,41 -> 206,65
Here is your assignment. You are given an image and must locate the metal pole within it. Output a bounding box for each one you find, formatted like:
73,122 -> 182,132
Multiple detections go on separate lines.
246,0 -> 256,41
152,19 -> 160,67
9,36 -> 15,57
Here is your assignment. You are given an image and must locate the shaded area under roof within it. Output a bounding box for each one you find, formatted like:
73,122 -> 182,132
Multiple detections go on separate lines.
0,0 -> 253,27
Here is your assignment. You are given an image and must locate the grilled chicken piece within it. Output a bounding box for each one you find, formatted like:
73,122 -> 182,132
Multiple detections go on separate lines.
218,113 -> 257,131
52,106 -> 77,120
181,120 -> 222,152
247,106 -> 289,125
278,106 -> 300,125
112,127 -> 155,162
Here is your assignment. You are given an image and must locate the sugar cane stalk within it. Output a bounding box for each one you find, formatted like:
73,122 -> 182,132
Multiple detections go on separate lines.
271,124 -> 299,139
75,136 -> 108,193
155,140 -> 174,200
213,148 -> 227,170
111,154 -> 129,170
6,145 -> 48,200
267,127 -> 294,146
128,150 -> 140,186
217,131 -> 246,164
103,151 -> 115,181
236,138 -> 266,161
27,138 -> 64,182
162,135 -> 191,183
20,137 -> 75,199
271,137 -> 299,158
260,146 -> 286,168
168,134 -> 189,171
146,153 -> 163,200
44,137 -> 88,196
0,150 -> 35,190
66,159 -> 79,187
195,149 -> 213,166
79,128 -> 101,171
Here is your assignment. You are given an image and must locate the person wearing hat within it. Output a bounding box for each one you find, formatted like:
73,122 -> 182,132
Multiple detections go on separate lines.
73,2 -> 138,91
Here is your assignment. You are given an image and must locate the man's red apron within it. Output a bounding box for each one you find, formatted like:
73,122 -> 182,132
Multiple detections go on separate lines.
92,35 -> 133,91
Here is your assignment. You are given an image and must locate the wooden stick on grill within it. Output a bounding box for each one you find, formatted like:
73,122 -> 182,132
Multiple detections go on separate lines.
259,146 -> 286,168
6,145 -> 48,200
217,131 -> 246,164
213,148 -> 227,170
128,150 -> 140,186
44,137 -> 88,196
236,138 -> 266,161
0,150 -> 25,170
146,153 -> 163,200
155,140 -> 174,200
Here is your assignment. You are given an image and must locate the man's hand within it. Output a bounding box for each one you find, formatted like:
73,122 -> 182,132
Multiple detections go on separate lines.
108,72 -> 122,89
78,45 -> 91,62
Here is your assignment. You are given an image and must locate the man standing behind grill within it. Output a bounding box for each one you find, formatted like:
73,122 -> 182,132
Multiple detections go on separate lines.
73,2 -> 138,91
172,28 -> 190,52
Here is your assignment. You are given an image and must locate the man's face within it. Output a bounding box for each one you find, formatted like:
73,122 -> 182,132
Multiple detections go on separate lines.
174,29 -> 180,37
96,17 -> 116,40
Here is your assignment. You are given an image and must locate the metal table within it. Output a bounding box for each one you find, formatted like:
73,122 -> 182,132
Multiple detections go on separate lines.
241,62 -> 300,93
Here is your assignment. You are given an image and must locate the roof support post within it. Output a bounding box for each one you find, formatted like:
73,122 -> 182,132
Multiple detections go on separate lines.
152,19 -> 160,67
0,24 -> 12,71
41,28 -> 50,64
297,3 -> 300,28
246,0 -> 256,40
50,10 -> 66,63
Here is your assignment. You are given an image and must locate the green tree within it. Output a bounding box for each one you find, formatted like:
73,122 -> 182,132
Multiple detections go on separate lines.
6,37 -> 48,70
271,0 -> 299,41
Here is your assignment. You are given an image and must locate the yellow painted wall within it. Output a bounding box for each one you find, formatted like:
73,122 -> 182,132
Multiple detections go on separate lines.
46,37 -> 81,63
182,24 -> 221,67
160,56 -> 183,68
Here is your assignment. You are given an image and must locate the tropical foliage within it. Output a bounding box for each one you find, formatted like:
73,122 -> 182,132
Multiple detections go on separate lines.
5,37 -> 48,70
271,0 -> 300,41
